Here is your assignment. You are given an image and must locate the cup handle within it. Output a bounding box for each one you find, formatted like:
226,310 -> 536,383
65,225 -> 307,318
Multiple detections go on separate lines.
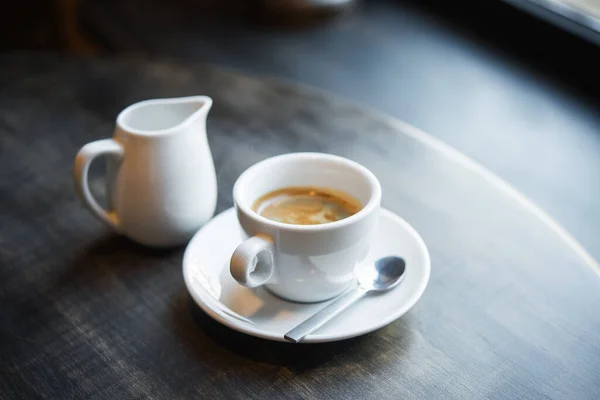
230,235 -> 275,288
73,138 -> 124,229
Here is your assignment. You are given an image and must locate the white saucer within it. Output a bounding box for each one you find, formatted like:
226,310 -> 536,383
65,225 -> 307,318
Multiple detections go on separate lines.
183,207 -> 430,343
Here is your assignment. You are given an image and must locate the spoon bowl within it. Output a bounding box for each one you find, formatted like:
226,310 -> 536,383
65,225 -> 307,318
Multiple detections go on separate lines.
357,256 -> 406,291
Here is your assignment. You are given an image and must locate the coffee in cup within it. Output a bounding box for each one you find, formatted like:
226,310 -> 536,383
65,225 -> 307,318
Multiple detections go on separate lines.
252,186 -> 362,225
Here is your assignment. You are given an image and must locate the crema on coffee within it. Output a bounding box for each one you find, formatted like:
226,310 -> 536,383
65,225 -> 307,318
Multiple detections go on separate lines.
252,186 -> 362,225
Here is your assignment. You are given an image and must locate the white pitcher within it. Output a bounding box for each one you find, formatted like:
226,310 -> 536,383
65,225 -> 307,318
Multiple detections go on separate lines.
74,96 -> 217,247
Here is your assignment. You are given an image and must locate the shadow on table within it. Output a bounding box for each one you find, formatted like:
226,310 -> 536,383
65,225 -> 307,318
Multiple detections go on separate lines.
169,288 -> 415,373
57,234 -> 182,288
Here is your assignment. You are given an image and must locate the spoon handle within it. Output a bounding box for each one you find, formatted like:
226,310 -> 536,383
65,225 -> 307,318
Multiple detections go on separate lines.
284,286 -> 369,343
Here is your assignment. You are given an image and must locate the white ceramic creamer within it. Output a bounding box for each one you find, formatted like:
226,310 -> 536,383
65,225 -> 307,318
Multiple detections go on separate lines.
74,96 -> 217,247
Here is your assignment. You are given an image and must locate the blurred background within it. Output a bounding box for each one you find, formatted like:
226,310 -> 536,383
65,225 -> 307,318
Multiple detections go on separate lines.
3,0 -> 599,117
3,0 -> 599,112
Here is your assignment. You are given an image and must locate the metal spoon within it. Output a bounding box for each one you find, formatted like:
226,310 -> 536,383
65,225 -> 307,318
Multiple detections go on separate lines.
284,256 -> 406,343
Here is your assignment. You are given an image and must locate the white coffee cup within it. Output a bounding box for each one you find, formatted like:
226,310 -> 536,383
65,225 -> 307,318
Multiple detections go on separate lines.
230,153 -> 381,303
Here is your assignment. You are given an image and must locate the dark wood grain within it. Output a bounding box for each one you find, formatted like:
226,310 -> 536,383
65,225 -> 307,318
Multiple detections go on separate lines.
1,54 -> 599,399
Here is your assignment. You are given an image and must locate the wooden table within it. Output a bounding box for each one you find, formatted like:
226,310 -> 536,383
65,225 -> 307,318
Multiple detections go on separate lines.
1,54 -> 599,399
